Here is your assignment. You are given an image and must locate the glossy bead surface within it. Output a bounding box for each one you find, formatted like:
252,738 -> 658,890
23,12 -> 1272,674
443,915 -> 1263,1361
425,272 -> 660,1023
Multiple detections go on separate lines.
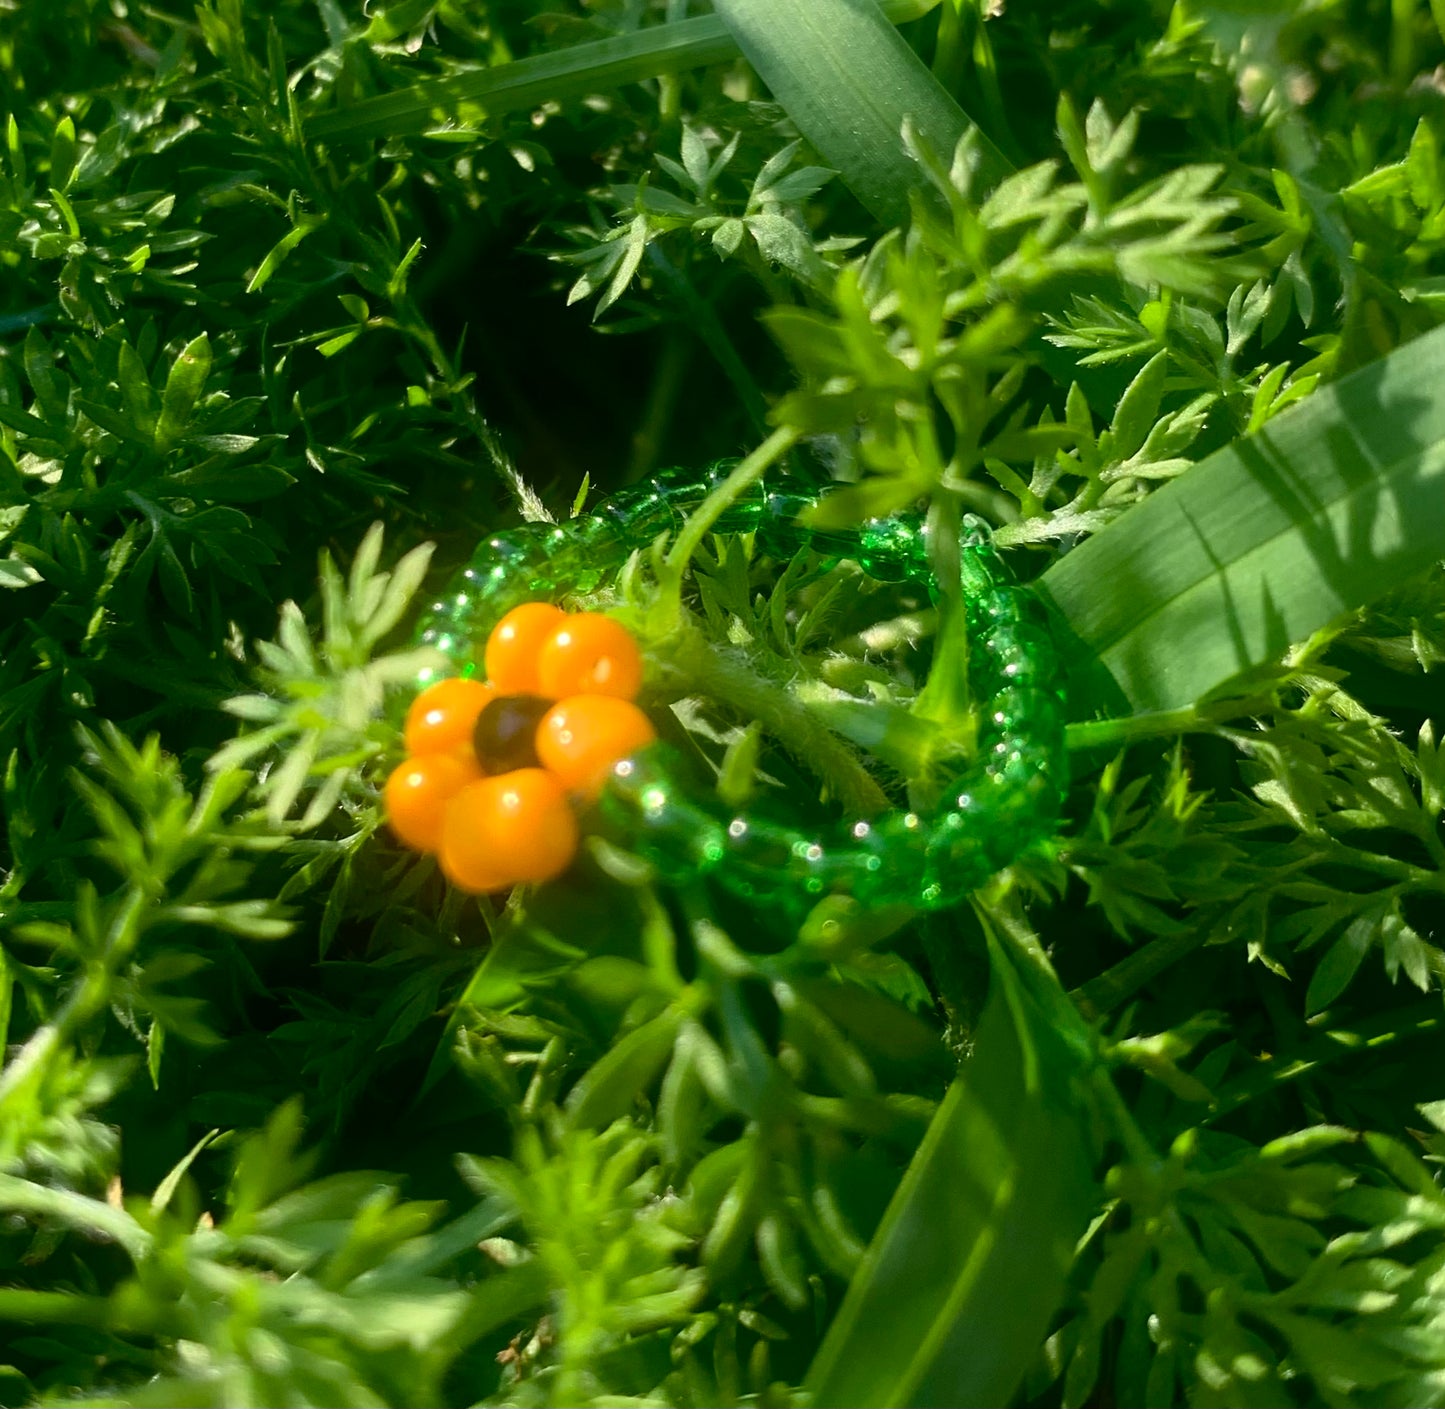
404,677 -> 495,759
537,695 -> 657,797
473,694 -> 552,775
535,613 -> 644,701
440,768 -> 579,893
485,602 -> 567,695
385,753 -> 482,854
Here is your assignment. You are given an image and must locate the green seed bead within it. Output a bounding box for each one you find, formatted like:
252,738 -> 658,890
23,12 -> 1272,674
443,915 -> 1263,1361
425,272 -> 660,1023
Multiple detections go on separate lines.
857,517 -> 931,582
599,750 -> 729,878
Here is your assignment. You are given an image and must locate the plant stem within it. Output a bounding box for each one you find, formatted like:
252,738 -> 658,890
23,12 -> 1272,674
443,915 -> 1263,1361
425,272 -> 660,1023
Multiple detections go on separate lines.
1071,928 -> 1209,1019
1205,1000 -> 1444,1123
658,617 -> 893,817
663,426 -> 798,577
932,0 -> 967,87
644,247 -> 770,439
627,329 -> 692,481
1066,704 -> 1219,752
0,1289 -> 119,1327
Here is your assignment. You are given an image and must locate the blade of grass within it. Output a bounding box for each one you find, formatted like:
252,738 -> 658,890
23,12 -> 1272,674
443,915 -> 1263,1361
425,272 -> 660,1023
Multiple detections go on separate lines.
307,0 -> 943,144
805,931 -> 1095,1408
1040,324 -> 1445,718
713,0 -> 1011,226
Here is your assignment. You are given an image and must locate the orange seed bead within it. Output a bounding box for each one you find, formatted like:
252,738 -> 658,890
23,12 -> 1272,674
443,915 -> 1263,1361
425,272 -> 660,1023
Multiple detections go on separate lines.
403,676 -> 495,760
385,753 -> 481,854
485,602 -> 567,696
536,613 -> 644,701
439,768 -> 579,894
537,695 -> 657,798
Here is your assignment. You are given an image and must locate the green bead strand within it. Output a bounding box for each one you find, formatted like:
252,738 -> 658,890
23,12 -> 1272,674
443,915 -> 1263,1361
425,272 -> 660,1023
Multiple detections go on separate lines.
412,469 -> 1066,914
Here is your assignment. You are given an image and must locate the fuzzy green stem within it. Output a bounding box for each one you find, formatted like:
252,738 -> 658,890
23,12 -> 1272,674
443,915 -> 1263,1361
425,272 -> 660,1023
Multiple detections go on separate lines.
1391,0 -> 1418,83
658,618 -> 893,817
656,0 -> 691,129
1065,704 -> 1219,752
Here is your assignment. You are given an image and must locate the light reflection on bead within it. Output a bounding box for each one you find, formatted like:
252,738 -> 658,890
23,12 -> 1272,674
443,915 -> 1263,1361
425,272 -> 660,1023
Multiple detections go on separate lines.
411,466 -> 1067,914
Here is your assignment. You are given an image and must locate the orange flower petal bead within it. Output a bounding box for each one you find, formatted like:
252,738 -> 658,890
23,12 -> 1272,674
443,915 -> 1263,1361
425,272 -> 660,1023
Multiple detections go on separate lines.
537,695 -> 657,798
536,613 -> 644,701
385,753 -> 482,854
403,676 -> 495,760
485,602 -> 567,696
440,768 -> 579,894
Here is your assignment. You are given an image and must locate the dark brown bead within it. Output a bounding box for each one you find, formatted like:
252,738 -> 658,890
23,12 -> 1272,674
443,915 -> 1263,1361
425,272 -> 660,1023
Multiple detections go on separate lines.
473,694 -> 553,775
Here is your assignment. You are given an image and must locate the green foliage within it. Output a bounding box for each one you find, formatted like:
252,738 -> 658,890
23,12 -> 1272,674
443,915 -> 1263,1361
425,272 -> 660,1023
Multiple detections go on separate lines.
463,1117 -> 705,1405
564,130 -> 840,315
1038,319 -> 1445,715
710,0 -> 1008,226
6,1 -> 1445,1407
1043,1124 -> 1445,1409
766,111 -> 1245,527
1,1098 -> 539,1407
211,524 -> 441,829
2,726 -> 287,1183
807,933 -> 1095,1409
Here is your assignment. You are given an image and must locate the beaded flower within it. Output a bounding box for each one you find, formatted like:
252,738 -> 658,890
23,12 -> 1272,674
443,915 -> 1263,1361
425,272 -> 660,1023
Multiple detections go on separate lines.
396,468 -> 1067,917
385,605 -> 655,894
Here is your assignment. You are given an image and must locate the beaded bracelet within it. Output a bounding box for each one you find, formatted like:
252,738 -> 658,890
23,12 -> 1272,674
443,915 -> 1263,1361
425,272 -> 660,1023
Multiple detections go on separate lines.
393,467 -> 1068,916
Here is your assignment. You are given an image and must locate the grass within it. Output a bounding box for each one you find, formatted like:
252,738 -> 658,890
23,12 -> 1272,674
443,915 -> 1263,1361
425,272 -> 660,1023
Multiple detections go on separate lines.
5,1 -> 1445,1406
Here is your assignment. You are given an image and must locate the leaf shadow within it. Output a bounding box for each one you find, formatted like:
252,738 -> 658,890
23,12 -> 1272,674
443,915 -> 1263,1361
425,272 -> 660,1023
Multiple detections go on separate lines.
1052,340 -> 1442,717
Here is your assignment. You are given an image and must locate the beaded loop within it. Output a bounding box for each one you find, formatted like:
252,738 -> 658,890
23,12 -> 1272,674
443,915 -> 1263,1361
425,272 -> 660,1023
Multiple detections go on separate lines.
413,471 -> 1067,914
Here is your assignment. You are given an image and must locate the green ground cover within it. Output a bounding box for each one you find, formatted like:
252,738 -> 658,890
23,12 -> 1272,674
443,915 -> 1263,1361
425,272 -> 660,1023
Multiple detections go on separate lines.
6,1 -> 1445,1404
